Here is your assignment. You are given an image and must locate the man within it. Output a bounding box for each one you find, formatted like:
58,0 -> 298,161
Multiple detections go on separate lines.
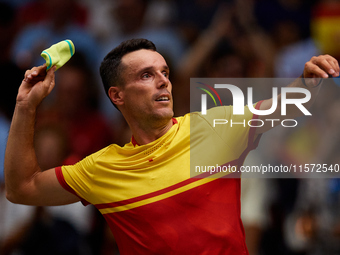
5,39 -> 339,254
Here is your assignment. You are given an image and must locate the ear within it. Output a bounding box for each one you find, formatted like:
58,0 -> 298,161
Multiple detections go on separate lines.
108,86 -> 124,106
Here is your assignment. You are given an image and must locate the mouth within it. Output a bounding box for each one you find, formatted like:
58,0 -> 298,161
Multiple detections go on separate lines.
155,94 -> 171,102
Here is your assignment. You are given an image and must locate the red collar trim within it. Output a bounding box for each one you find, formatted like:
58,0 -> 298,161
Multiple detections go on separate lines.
131,136 -> 139,147
131,118 -> 178,147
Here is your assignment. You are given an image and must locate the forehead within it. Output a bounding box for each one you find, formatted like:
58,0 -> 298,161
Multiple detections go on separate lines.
121,49 -> 168,73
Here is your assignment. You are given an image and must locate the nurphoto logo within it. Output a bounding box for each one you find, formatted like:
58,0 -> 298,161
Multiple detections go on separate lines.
197,81 -> 312,128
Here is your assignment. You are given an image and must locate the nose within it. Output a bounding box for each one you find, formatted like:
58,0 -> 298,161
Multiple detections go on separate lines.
157,72 -> 169,89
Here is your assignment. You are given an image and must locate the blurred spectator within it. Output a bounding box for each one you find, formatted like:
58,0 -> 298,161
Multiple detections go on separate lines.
34,124 -> 93,255
174,0 -> 229,45
0,123 -> 92,255
283,92 -> 340,254
256,73 -> 340,255
101,0 -> 185,69
274,38 -> 320,78
254,0 -> 314,49
175,1 -> 274,114
242,152 -> 270,255
37,53 -> 114,158
11,0 -> 99,70
0,190 -> 35,255
311,0 -> 340,59
255,0 -> 321,78
16,0 -> 88,30
0,4 -> 28,251
79,0 -> 117,41
285,177 -> 340,255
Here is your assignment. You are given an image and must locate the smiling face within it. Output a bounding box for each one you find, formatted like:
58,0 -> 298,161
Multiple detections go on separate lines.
110,49 -> 174,127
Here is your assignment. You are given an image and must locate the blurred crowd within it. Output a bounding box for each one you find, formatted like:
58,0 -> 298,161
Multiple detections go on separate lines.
0,0 -> 340,254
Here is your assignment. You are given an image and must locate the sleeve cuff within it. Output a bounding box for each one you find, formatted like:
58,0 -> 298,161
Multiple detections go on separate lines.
55,166 -> 90,206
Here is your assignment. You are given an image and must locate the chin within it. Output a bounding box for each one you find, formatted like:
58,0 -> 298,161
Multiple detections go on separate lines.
154,109 -> 174,121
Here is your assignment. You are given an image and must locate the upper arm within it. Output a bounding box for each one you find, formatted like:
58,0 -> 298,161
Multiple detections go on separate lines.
6,167 -> 80,206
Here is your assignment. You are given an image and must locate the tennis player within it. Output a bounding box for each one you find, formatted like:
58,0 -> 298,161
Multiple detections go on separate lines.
5,39 -> 339,254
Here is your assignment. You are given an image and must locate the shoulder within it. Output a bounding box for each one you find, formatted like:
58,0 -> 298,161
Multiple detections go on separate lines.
188,106 -> 231,123
67,144 -> 118,168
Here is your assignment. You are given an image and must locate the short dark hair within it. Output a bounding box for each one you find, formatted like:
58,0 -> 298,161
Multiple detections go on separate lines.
99,38 -> 157,105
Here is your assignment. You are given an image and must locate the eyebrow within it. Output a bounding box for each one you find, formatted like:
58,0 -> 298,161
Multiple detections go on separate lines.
137,65 -> 169,74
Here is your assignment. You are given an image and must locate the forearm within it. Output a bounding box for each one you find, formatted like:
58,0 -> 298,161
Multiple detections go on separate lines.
4,65 -> 79,206
283,76 -> 322,118
276,54 -> 338,120
4,103 -> 41,201
256,77 -> 322,134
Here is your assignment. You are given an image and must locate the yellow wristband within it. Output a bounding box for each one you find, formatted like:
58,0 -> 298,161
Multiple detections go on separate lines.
41,39 -> 75,71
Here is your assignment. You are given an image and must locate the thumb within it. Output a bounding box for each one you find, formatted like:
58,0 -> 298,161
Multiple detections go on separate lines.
44,66 -> 57,94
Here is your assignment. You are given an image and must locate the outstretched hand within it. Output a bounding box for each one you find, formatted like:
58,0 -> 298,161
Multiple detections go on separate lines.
303,55 -> 340,79
17,65 -> 56,109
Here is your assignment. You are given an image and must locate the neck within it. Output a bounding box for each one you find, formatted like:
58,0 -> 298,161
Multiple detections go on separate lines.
129,118 -> 174,146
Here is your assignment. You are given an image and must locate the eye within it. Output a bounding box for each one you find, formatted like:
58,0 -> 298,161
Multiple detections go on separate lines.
162,72 -> 169,78
142,73 -> 151,79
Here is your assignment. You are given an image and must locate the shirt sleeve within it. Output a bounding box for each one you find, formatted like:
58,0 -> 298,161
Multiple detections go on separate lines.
55,153 -> 98,206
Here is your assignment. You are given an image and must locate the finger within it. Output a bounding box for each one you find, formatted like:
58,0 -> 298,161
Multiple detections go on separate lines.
325,55 -> 340,77
314,56 -> 335,75
24,65 -> 47,82
24,73 -> 45,84
313,55 -> 339,77
44,66 -> 56,92
305,61 -> 329,78
322,55 -> 340,76
30,65 -> 47,78
35,64 -> 47,76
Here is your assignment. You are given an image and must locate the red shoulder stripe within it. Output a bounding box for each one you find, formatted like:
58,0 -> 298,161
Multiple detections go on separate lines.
55,166 -> 90,206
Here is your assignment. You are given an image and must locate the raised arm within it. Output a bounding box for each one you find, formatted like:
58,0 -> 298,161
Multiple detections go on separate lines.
256,55 -> 340,134
5,65 -> 80,205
